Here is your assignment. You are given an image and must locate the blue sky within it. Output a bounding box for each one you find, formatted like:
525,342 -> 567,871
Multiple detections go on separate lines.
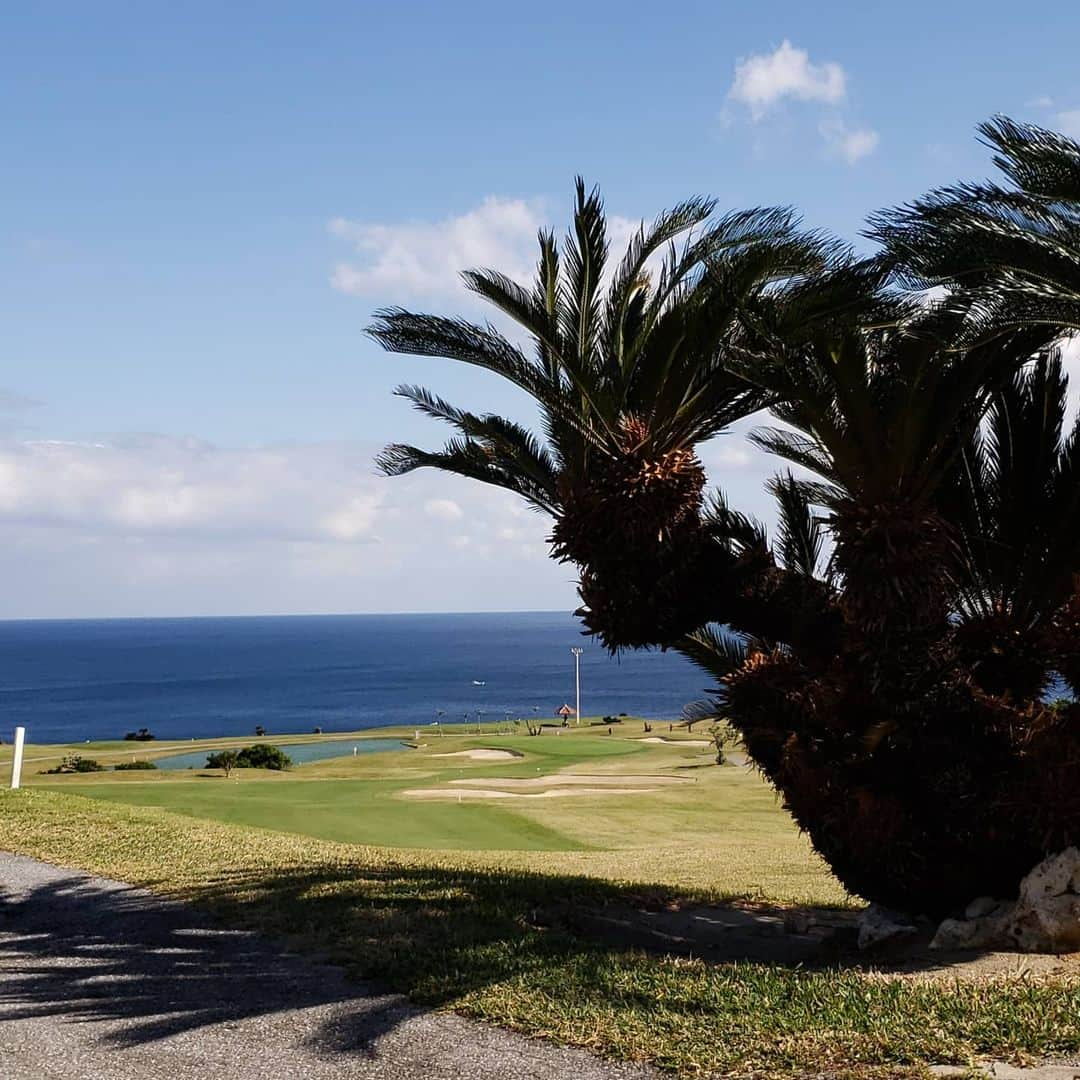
2,1 -> 1079,617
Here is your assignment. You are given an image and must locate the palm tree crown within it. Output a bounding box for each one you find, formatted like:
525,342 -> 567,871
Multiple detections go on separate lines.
870,116 -> 1080,334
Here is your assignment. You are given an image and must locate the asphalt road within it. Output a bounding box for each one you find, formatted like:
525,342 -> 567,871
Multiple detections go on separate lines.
0,852 -> 657,1080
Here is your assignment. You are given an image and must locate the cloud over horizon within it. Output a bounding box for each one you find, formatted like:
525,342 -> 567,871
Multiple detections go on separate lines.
0,434 -> 574,619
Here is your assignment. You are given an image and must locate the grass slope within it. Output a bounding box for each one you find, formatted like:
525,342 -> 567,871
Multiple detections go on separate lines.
2,789 -> 1078,1079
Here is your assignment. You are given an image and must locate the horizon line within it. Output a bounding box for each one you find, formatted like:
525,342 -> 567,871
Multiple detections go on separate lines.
0,608 -> 576,625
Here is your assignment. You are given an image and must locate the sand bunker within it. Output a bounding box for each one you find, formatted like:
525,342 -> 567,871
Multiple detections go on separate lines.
637,737 -> 711,747
447,774 -> 690,790
432,748 -> 523,761
402,786 -> 660,800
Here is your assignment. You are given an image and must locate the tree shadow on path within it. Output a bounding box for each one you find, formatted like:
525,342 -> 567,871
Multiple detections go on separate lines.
0,850 -> 1020,1068
0,863 -> 415,1056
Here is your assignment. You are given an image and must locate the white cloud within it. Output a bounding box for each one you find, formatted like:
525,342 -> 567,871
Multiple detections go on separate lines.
1056,110 -> 1080,139
424,497 -> 464,521
1028,95 -> 1055,110
728,40 -> 846,120
0,434 -> 574,618
322,495 -> 382,541
726,41 -> 877,165
330,196 -> 642,308
821,120 -> 880,164
0,436 -> 383,542
702,441 -> 754,470
330,196 -> 546,302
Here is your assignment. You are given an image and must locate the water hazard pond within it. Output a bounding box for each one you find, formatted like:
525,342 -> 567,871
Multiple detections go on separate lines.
154,737 -> 407,770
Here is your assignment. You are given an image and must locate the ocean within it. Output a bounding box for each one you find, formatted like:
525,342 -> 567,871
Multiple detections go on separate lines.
0,611 -> 712,744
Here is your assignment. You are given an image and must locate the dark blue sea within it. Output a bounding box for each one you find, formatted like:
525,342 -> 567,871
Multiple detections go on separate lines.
0,612 -> 711,744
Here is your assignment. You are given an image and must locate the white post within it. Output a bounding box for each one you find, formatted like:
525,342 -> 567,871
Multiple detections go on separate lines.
571,648 -> 583,726
10,727 -> 26,790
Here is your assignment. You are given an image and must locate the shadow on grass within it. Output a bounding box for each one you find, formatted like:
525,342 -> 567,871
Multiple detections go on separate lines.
0,854 -> 1003,1058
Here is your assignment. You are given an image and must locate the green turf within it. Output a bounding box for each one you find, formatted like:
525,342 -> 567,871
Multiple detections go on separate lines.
70,777 -> 581,850
32,730 -> 658,851
2,789 -> 1076,1079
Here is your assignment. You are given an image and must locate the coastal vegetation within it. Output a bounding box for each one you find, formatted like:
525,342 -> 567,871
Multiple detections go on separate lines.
207,743 -> 293,772
4,728 -> 1080,1075
40,755 -> 106,774
2,758 -> 1079,1078
370,117 -> 1080,919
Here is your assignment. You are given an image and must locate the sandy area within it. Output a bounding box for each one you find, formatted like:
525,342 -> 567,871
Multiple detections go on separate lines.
637,737 -> 711,747
432,749 -> 523,761
447,774 -> 690,790
401,786 -> 660,800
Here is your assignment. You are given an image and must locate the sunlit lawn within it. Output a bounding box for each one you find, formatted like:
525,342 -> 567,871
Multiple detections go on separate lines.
3,725 -> 1078,1077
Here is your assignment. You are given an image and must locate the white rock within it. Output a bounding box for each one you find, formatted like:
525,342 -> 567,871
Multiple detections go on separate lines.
1000,907 -> 1049,953
930,908 -> 1012,951
858,903 -> 917,950
932,850 -> 1080,954
1018,847 -> 1080,904
964,896 -> 1002,920
1019,894 -> 1080,953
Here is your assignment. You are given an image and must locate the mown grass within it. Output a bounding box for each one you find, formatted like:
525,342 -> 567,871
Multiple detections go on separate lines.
25,728 -> 788,863
2,788 -> 1078,1079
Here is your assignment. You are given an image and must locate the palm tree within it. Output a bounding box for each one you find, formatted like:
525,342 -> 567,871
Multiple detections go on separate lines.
942,349 -> 1080,697
369,180 -> 864,647
675,307 -> 1065,915
369,174 -> 1080,917
869,116 -> 1080,335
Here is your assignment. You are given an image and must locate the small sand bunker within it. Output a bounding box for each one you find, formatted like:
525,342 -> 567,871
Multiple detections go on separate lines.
402,786 -> 660,800
432,748 -> 523,761
637,736 -> 711,747
447,774 -> 690,790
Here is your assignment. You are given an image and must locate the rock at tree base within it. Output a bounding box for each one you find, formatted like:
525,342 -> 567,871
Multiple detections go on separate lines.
857,903 -> 918,950
1020,848 -> 1080,905
931,848 -> 1080,953
963,896 -> 1003,920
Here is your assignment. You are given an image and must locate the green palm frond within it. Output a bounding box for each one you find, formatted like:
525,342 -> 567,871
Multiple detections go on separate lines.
375,439 -> 556,513
703,489 -> 768,554
676,625 -> 750,681
945,347 -> 1080,623
561,178 -> 609,370
770,472 -> 826,579
532,228 -> 563,380
869,116 -> 1080,334
749,427 -> 838,483
602,194 -> 717,367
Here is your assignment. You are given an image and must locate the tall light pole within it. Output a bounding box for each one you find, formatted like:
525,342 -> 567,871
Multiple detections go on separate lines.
571,648 -> 583,726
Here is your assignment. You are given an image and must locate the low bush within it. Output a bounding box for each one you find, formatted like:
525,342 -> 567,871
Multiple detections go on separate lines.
123,729 -> 156,741
205,750 -> 240,777
114,760 -> 158,771
236,744 -> 291,771
41,755 -> 106,774
205,744 -> 292,774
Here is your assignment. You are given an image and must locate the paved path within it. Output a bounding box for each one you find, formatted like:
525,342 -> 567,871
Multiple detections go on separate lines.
0,853 -> 657,1080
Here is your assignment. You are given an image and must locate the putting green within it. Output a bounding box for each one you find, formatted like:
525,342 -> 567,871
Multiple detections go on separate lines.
33,726 -> 738,853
